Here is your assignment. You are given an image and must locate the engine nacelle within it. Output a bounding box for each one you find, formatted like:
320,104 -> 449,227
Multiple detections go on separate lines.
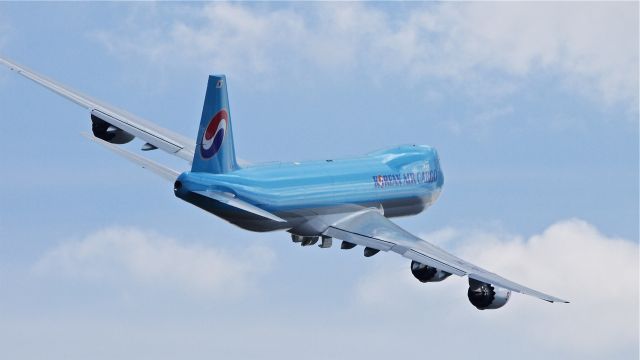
91,113 -> 134,144
467,279 -> 511,310
411,260 -> 451,282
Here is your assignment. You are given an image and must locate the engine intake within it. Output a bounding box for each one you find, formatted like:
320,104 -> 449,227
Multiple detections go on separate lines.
91,113 -> 134,144
467,279 -> 511,310
410,260 -> 451,282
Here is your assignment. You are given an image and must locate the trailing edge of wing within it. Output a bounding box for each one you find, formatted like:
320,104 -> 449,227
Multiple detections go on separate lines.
323,209 -> 569,304
193,190 -> 286,223
0,56 -> 195,162
324,226 -> 466,277
82,133 -> 180,182
467,273 -> 568,303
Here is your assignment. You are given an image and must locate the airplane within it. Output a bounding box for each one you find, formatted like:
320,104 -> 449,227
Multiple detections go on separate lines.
0,56 -> 568,310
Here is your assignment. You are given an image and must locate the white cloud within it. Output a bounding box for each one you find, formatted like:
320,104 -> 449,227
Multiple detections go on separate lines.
34,226 -> 275,298
437,2 -> 639,106
356,219 -> 639,357
95,2 -> 638,107
6,220 -> 638,359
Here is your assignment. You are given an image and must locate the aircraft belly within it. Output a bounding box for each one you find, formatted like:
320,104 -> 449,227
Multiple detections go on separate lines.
192,192 -> 429,233
183,191 -> 291,232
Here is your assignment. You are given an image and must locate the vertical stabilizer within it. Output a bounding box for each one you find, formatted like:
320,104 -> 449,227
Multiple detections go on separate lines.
192,75 -> 239,173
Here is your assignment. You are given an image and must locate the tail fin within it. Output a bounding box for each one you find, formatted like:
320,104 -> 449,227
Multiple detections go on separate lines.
192,75 -> 239,173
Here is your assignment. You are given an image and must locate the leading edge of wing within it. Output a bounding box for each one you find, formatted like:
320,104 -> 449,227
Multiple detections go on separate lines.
324,210 -> 569,304
0,56 -> 195,162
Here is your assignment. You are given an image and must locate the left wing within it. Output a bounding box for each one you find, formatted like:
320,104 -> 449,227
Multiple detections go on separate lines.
0,56 -> 195,161
323,209 -> 568,303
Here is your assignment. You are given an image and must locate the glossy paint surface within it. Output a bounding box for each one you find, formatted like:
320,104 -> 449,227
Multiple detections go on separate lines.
192,75 -> 240,173
175,144 -> 444,231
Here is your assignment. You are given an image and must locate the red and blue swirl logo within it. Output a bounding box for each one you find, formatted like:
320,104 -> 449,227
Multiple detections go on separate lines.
200,109 -> 228,159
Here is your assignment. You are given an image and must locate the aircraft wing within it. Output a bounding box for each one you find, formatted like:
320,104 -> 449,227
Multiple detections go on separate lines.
82,133 -> 180,182
323,209 -> 568,303
0,56 -> 196,162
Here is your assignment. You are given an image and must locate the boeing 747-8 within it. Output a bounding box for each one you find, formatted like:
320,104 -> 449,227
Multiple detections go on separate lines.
0,57 -> 568,310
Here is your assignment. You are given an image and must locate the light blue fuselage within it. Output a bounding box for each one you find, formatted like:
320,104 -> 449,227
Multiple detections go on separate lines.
175,145 -> 444,232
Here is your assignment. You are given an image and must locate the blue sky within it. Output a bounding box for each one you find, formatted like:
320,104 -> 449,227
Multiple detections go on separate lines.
0,2 -> 638,360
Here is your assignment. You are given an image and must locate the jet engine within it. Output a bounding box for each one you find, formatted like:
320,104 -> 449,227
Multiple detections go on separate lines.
91,113 -> 134,144
410,260 -> 451,282
467,279 -> 511,310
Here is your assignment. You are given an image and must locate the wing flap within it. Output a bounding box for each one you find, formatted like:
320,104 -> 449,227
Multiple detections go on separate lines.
325,225 -> 466,276
324,226 -> 395,251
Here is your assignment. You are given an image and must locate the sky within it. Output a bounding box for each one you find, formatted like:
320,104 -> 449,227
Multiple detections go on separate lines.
0,2 -> 638,360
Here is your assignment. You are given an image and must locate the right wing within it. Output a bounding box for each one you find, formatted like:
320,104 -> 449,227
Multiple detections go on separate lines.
0,56 -> 195,162
323,209 -> 568,303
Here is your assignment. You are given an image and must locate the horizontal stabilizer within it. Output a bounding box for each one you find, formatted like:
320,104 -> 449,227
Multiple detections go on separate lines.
193,190 -> 286,223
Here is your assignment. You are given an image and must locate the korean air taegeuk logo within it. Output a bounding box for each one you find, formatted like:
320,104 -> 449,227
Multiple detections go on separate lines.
200,109 -> 228,159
